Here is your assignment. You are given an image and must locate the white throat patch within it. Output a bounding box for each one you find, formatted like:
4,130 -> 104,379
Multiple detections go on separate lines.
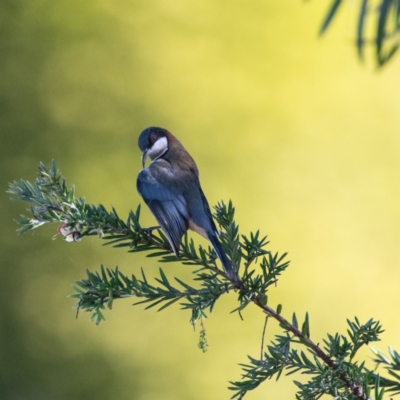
148,136 -> 168,162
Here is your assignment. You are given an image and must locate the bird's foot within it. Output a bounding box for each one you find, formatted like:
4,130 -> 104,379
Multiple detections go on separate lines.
143,225 -> 161,240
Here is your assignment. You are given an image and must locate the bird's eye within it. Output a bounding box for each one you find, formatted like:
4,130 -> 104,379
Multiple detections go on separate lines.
150,134 -> 157,143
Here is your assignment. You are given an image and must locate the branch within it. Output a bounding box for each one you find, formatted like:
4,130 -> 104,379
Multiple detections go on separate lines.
8,161 -> 388,400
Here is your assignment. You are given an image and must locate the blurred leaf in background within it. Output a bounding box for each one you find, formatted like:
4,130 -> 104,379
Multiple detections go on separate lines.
319,0 -> 400,67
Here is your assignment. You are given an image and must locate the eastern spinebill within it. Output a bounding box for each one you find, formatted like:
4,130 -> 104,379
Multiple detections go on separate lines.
136,126 -> 237,281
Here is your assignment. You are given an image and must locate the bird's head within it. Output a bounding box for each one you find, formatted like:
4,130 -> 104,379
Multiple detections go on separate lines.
138,127 -> 169,168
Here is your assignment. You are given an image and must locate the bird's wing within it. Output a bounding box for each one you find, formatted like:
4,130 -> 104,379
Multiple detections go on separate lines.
198,186 -> 218,234
137,168 -> 189,256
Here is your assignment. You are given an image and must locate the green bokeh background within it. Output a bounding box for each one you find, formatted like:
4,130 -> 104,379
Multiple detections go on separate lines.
2,1 -> 400,399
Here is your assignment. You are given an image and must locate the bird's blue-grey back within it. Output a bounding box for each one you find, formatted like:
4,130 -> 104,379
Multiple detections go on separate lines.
137,168 -> 189,256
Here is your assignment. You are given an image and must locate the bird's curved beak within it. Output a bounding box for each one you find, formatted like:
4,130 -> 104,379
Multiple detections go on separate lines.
141,149 -> 148,169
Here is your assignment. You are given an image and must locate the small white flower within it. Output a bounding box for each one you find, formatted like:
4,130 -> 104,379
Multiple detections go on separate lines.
65,231 -> 82,242
55,223 -> 83,242
58,224 -> 72,236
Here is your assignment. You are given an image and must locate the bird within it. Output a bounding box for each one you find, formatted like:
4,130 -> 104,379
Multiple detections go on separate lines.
136,126 -> 237,281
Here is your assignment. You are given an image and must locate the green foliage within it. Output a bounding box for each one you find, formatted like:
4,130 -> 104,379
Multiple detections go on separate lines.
319,0 -> 343,36
8,161 -> 400,399
72,265 -> 230,326
318,0 -> 400,67
372,346 -> 400,396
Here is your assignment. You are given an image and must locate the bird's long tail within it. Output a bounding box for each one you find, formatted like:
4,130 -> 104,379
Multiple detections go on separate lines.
208,233 -> 237,281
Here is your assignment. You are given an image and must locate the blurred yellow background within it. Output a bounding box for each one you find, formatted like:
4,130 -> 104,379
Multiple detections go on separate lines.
2,1 -> 400,399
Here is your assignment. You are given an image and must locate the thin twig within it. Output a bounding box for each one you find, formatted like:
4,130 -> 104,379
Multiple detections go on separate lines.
260,316 -> 269,360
